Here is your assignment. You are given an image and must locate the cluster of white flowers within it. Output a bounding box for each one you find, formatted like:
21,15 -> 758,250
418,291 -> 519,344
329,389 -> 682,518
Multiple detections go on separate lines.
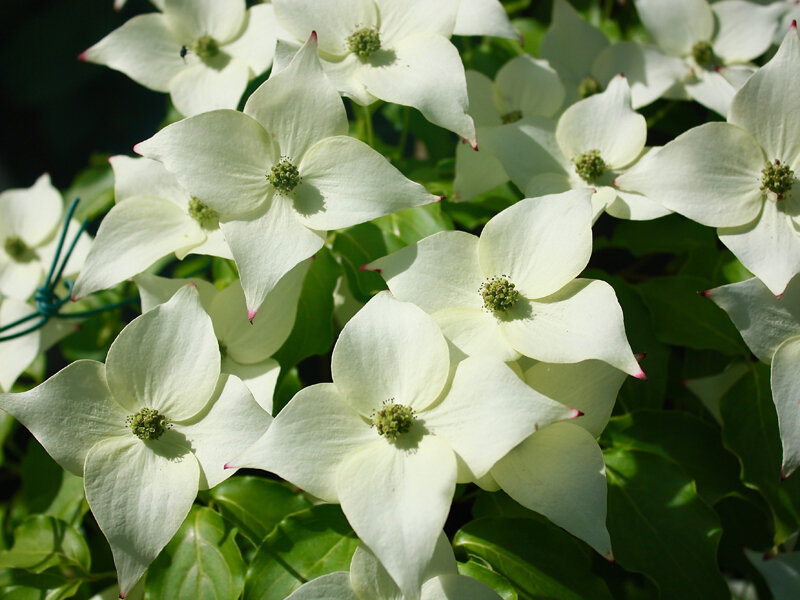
1,0 -> 799,597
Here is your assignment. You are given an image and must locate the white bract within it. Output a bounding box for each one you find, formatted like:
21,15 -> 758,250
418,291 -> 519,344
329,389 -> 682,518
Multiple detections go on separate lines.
369,190 -> 643,375
286,533 -> 502,599
707,276 -> 800,477
272,0 -> 476,143
137,35 -> 436,315
0,285 -> 272,596
0,174 -> 91,301
73,155 -> 232,299
83,0 -> 281,117
454,0 -> 519,40
135,264 -> 308,414
480,75 -> 667,221
617,25 -> 800,295
230,292 -> 576,599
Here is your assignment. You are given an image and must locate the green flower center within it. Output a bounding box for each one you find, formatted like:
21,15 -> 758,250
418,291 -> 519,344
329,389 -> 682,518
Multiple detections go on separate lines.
761,159 -> 795,199
268,159 -> 301,194
480,275 -> 520,312
501,110 -> 522,124
188,197 -> 218,229
371,401 -> 415,441
127,408 -> 170,441
348,27 -> 381,57
4,236 -> 31,262
578,76 -> 601,98
191,35 -> 220,60
574,149 -> 606,182
691,41 -> 715,66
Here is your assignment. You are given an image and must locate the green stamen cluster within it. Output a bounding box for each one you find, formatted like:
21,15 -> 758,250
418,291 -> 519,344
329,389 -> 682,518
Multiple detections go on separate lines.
188,197 -> 218,228
192,35 -> 220,59
348,27 -> 381,57
268,159 -> 301,194
578,76 -> 601,98
691,41 -> 715,66
574,149 -> 606,182
4,236 -> 30,262
371,401 -> 415,441
761,159 -> 795,199
501,110 -> 523,124
127,408 -> 170,441
480,275 -> 520,312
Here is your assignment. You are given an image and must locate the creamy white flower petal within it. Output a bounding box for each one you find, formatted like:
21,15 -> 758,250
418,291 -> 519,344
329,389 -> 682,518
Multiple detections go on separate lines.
337,436 -> 457,600
84,435 -> 200,597
452,140 -> 509,202
244,36 -> 347,160
170,373 -> 271,489
231,383 -> 374,502
135,274 -> 217,313
465,71 -> 500,127
492,421 -> 612,558
706,276 -> 800,363
375,0 -> 458,44
501,279 -> 641,376
273,0 -> 377,56
479,191 -> 593,300
82,14 -> 184,92
106,285 -> 220,421
0,258 -> 43,301
135,110 -> 273,217
110,156 -> 189,208
495,55 -> 564,119
222,357 -> 280,414
186,227 -> 232,260
606,188 -> 673,221
556,75 -> 646,169
772,336 -> 800,476
634,0 -> 713,56
224,3 -> 281,75
220,199 -> 324,315
712,0 -> 782,63
434,307 -> 520,362
0,174 -> 62,247
728,25 -> 800,163
719,199 -> 800,296
0,360 -> 125,475
422,574 -> 503,600
523,172 -> 572,199
286,573 -> 358,600
454,0 -> 518,40
525,360 -> 627,437
424,356 -> 575,479
72,196 -> 205,299
168,56 -> 252,117
295,136 -> 437,231
684,68 -> 737,117
615,122 -> 765,227
370,230 -> 484,314
322,52 -> 376,105
332,292 -> 450,415
0,300 -> 41,392
163,0 -> 246,45
358,32 -> 475,142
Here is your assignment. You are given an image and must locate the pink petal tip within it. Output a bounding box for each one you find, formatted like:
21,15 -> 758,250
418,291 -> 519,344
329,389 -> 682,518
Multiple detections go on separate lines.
247,309 -> 257,323
224,461 -> 235,470
309,31 -> 318,44
606,551 -> 616,563
435,195 -> 445,203
359,263 -> 378,273
572,409 -> 584,418
780,467 -> 790,481
118,590 -> 128,599
791,19 -> 797,30
77,50 -> 88,62
132,142 -> 143,155
634,352 -> 647,363
697,289 -> 710,298
633,367 -> 647,381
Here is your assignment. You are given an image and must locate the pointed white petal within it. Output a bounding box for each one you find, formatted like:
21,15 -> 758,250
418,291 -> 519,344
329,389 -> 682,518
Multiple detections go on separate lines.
615,122 -> 765,228
424,356 -> 575,479
163,0 -> 245,44
492,421 -> 612,557
0,173 -> 62,247
712,1 -> 782,63
719,199 -> 800,296
84,435 -> 200,597
0,258 -> 42,301
134,273 -> 218,313
109,156 -> 189,208
135,110 -> 272,217
185,227 -> 232,260
466,71 -> 501,127
454,0 -> 518,40
224,3 -> 281,75
222,357 -> 280,414
358,32 -> 475,142
332,292 -> 451,415
495,55 -> 565,119
168,57 -> 251,116
171,373 -> 271,489
337,436 -> 457,599
273,0 -> 377,56
501,279 -> 641,376
422,574 -> 504,600
369,230 -> 484,314
684,68 -> 737,117
452,140 -> 508,202
479,191 -> 593,300
286,573 -> 358,600
0,360 -> 126,475
0,300 -> 41,392
244,36 -> 347,160
106,285 -> 220,421
634,0 -> 713,56
72,196 -> 204,298
606,188 -> 672,221
232,383 -> 374,503
375,0 -> 458,43
434,307 -> 520,362
772,336 -> 800,477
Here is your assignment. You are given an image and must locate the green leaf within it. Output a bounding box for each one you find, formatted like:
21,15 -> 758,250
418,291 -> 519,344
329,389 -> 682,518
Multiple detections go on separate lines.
273,247 -> 342,373
0,515 -> 90,575
602,410 -> 746,505
719,362 -> 800,542
209,476 -> 311,546
453,518 -> 613,600
243,504 -> 358,600
605,214 -> 717,258
66,156 -> 115,223
0,568 -> 84,600
372,203 -> 452,246
604,448 -> 729,599
457,558 -> 518,600
636,276 -> 748,355
331,222 -> 402,303
146,506 -> 244,600
0,412 -> 16,467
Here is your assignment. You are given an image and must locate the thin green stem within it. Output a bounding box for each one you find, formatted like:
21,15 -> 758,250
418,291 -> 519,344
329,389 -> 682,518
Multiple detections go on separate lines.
363,104 -> 374,148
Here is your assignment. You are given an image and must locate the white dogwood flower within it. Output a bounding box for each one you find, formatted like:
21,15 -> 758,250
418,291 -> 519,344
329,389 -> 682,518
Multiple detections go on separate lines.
0,285 -> 272,596
82,0 -> 282,117
454,0 -> 519,40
